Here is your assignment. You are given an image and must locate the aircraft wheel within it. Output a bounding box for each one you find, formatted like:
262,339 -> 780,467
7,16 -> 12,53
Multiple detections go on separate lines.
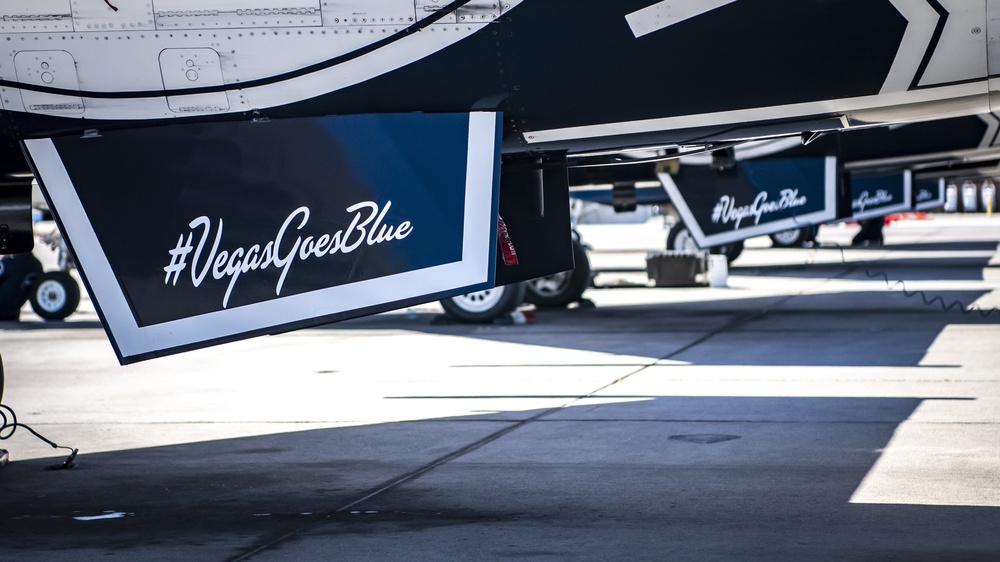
524,239 -> 591,307
666,222 -> 701,252
29,271 -> 80,321
769,227 -> 812,248
721,240 -> 744,263
440,282 -> 527,323
666,223 -> 743,263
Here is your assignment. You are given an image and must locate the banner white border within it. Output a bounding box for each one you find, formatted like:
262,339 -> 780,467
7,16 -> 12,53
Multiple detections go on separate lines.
850,170 -> 913,222
659,156 -> 839,248
25,112 -> 500,363
914,177 -> 946,211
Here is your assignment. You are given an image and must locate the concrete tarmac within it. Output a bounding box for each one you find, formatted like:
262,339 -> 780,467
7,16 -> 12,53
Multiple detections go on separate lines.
1,216 -> 999,561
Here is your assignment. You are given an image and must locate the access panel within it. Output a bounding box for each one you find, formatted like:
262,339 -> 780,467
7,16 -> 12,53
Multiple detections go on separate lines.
14,50 -> 84,115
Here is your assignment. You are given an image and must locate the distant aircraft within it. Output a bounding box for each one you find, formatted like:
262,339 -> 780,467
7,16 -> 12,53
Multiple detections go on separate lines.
568,111 -> 1000,258
0,0 -> 996,362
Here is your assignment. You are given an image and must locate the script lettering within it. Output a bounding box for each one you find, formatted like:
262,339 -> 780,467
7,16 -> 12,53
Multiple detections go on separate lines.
162,201 -> 414,309
853,190 -> 893,214
710,189 -> 808,229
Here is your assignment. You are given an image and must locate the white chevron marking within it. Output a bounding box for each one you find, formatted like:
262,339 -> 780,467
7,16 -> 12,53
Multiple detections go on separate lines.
979,112 -> 1000,148
881,0 -> 941,94
626,0 -> 738,39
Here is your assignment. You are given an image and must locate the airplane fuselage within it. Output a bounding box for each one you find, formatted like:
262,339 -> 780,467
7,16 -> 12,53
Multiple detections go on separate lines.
0,0 -> 997,163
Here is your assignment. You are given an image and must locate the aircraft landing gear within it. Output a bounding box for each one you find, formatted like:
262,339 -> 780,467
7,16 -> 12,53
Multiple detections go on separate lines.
524,238 -> 592,308
439,282 -> 527,323
441,237 -> 594,322
769,226 -> 816,248
666,222 -> 743,263
851,218 -> 885,247
1,230 -> 81,322
28,271 -> 80,321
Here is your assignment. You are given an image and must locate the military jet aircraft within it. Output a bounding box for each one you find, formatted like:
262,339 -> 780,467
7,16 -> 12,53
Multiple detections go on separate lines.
0,0 -> 995,362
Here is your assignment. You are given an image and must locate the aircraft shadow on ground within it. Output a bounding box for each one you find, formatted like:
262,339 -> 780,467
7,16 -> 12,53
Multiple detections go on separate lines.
312,236 -> 1000,367
734,240 -> 999,282
330,287 -> 999,368
1,396 -> 997,560
3,239 -> 998,370
0,319 -> 104,331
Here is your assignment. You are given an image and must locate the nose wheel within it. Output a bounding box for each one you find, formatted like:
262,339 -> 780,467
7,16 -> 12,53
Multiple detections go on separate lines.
29,271 -> 80,321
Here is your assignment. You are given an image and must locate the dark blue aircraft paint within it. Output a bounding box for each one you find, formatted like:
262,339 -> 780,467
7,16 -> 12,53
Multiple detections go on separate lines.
913,177 -> 945,211
850,171 -> 912,221
27,112 -> 502,363
664,157 -> 838,247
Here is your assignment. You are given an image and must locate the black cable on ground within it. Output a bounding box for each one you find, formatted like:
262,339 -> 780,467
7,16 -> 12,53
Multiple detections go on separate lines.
812,241 -> 1000,318
0,353 -> 78,469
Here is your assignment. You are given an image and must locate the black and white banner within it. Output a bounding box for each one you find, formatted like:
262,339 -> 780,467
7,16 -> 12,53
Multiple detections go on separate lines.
913,177 -> 945,211
659,157 -> 838,248
849,170 -> 912,221
26,112 -> 501,363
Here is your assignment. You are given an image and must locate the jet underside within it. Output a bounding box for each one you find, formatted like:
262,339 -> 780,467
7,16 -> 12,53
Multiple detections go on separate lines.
2,0 -> 999,362
0,0 -> 995,162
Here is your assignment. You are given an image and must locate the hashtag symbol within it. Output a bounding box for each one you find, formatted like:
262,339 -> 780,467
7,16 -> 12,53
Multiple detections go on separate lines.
164,233 -> 193,286
711,201 -> 724,223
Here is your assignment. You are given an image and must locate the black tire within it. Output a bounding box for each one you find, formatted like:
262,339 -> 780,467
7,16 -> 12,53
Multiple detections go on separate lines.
666,223 -> 743,263
0,254 -> 44,321
440,282 -> 527,323
721,240 -> 744,262
524,239 -> 592,307
29,271 -> 80,321
769,227 -> 811,248
666,222 -> 701,253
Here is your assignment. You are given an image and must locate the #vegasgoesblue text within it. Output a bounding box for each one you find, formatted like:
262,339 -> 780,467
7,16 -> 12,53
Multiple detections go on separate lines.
163,201 -> 413,308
